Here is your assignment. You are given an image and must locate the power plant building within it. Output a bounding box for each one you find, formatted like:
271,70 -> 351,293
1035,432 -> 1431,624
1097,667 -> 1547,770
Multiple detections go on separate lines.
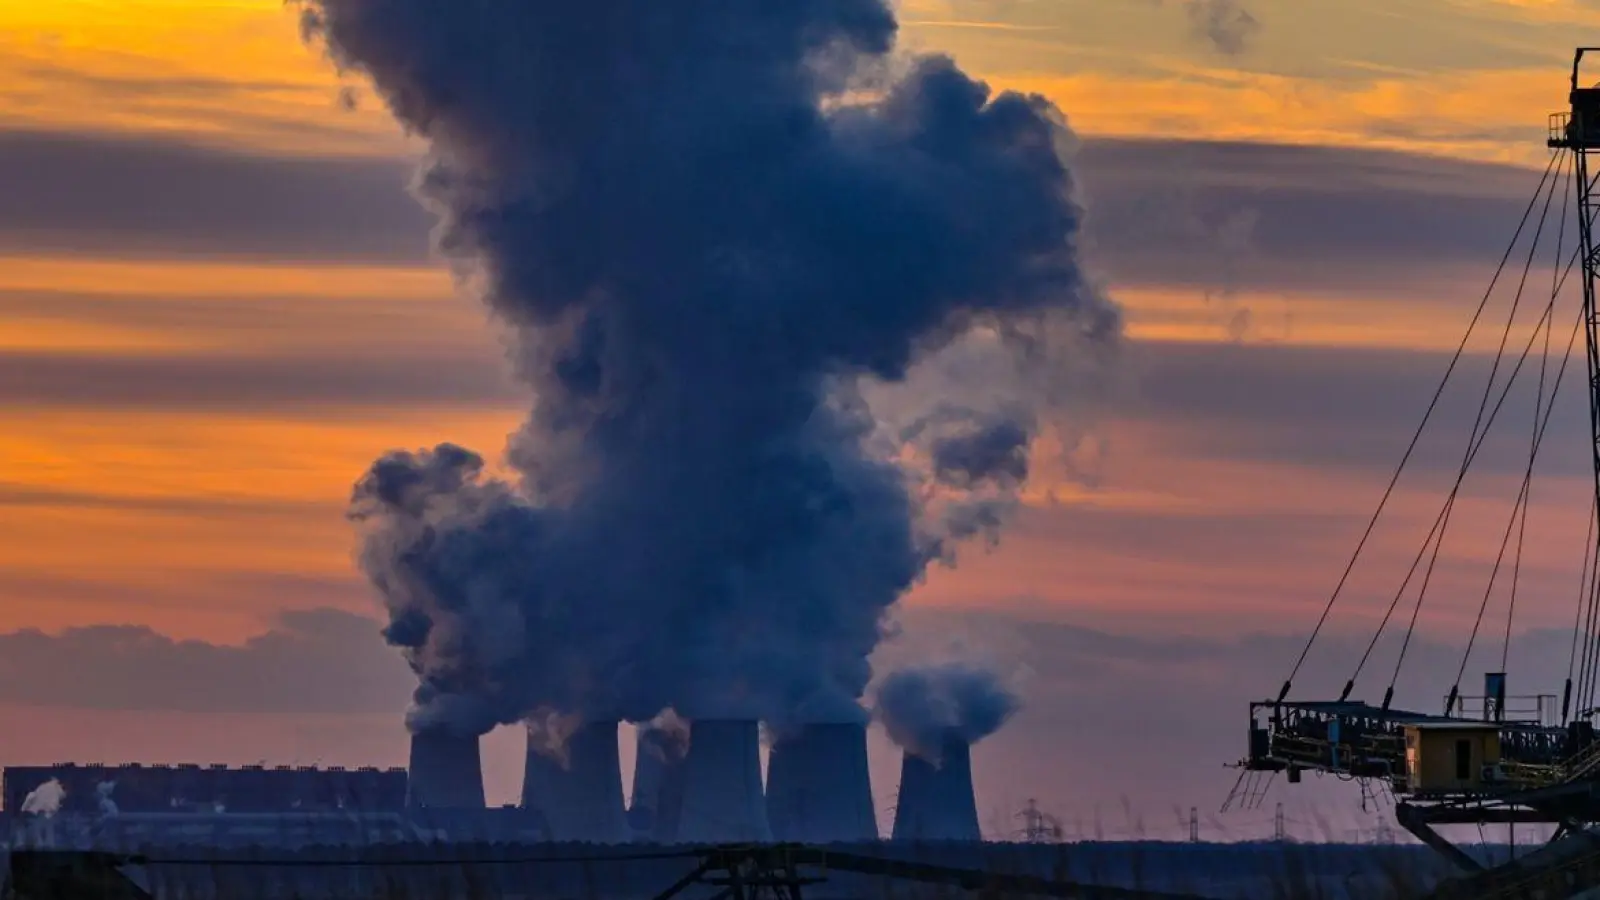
85,811 -> 427,849
1,764 -> 406,815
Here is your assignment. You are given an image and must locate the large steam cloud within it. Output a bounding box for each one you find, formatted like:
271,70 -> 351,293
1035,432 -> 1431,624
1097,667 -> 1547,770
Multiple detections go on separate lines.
874,664 -> 1020,762
307,0 -> 1118,735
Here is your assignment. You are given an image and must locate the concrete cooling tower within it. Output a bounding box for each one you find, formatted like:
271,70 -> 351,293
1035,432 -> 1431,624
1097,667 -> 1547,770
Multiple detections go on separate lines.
629,726 -> 688,842
520,720 -> 629,843
405,729 -> 486,810
765,722 -> 877,843
891,734 -> 980,842
674,719 -> 770,843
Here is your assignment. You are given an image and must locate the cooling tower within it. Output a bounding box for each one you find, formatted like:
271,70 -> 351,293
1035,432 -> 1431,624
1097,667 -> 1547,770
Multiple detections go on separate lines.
520,720 -> 629,843
890,734 -> 980,842
674,719 -> 770,843
405,729 -> 486,810
765,722 -> 877,843
629,726 -> 688,842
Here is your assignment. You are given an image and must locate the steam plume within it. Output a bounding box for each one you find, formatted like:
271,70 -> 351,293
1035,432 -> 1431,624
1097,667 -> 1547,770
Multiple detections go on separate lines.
20,779 -> 65,816
96,781 -> 119,817
875,663 -> 1020,762
308,0 -> 1118,734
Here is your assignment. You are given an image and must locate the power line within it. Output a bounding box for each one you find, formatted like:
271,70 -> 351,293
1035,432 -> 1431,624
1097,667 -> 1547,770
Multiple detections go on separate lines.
128,847 -> 703,868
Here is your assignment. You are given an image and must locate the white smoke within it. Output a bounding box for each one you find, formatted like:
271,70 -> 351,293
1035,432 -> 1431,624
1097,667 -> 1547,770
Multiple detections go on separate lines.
525,708 -> 585,769
642,709 -> 691,757
874,662 -> 1021,763
96,780 -> 119,816
19,779 -> 65,816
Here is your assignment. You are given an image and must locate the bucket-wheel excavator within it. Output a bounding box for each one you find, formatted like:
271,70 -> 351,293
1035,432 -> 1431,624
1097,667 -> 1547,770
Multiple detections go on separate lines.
1236,46 -> 1600,900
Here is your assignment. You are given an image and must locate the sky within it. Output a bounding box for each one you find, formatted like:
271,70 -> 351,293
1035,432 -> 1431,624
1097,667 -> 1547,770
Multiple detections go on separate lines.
2,0 -> 1600,840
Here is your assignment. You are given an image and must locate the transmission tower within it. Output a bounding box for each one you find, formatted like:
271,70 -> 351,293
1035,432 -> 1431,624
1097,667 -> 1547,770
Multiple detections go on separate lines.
1015,799 -> 1063,843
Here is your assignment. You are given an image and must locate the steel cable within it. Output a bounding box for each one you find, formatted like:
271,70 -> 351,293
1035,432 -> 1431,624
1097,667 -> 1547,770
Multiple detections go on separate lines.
1282,149 -> 1566,703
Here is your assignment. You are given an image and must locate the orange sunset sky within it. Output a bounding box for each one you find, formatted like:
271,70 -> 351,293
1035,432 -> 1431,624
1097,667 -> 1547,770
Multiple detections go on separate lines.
3,0 -> 1600,837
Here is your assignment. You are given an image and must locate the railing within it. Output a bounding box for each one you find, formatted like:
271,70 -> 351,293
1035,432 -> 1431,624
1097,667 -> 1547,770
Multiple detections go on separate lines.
1564,739 -> 1600,782
1448,694 -> 1559,727
1550,111 -> 1572,146
1265,731 -> 1406,781
1247,699 -> 1581,797
1495,760 -> 1563,789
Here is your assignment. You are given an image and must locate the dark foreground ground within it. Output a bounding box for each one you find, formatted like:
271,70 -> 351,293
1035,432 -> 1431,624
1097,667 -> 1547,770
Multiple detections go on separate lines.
1,840 -> 1502,900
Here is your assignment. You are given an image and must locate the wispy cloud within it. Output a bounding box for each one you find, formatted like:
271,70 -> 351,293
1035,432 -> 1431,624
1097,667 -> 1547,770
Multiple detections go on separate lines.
901,19 -> 1057,30
1184,0 -> 1261,56
0,608 -> 408,714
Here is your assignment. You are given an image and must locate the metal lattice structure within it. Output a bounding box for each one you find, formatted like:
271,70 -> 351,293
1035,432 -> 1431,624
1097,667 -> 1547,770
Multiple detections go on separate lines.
1564,51 -> 1600,615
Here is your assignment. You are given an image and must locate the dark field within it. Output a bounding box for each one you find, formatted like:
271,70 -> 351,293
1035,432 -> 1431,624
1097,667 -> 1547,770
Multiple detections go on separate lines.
2,839 -> 1513,900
